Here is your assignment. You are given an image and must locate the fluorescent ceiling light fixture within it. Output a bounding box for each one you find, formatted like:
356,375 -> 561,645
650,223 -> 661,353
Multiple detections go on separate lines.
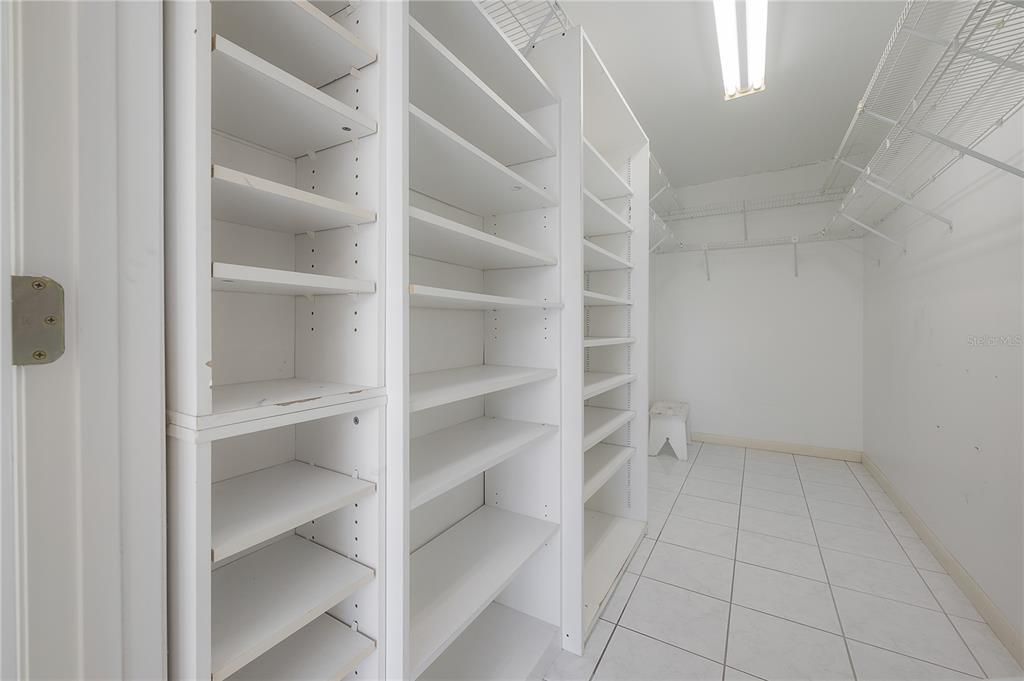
713,0 -> 767,100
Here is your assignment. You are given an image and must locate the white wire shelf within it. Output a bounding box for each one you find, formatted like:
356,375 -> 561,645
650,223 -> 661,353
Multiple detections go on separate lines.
481,0 -> 571,54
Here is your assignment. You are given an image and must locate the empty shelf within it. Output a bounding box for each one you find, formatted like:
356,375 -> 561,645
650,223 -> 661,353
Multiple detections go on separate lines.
410,505 -> 558,677
583,406 -> 635,452
584,336 -> 635,349
582,37 -> 648,174
583,190 -> 632,237
212,165 -> 375,233
583,372 -> 635,400
212,460 -> 374,561
583,240 -> 632,272
584,138 -> 632,200
410,365 -> 556,412
211,535 -> 374,681
411,417 -> 557,509
409,1 -> 555,114
213,263 -> 375,297
410,19 -> 554,166
410,285 -> 557,310
410,207 -> 556,270
584,444 -> 635,502
583,511 -> 645,631
205,378 -> 384,430
584,290 -> 632,307
230,614 -> 375,681
212,35 -> 375,158
410,106 -> 556,216
419,603 -> 559,681
212,0 -> 375,88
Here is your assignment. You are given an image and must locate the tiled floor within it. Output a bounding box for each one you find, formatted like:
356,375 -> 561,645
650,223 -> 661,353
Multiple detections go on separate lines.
546,444 -> 1024,681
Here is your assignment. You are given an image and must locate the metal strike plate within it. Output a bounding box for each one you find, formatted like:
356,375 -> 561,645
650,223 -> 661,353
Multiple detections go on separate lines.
12,276 -> 65,365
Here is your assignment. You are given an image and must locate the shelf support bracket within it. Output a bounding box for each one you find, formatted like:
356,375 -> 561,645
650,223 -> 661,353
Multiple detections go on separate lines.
840,159 -> 954,231
903,27 -> 1024,74
742,200 -> 748,241
650,183 -> 669,203
792,236 -> 799,277
838,212 -> 904,250
864,110 -> 1024,180
702,245 -> 711,282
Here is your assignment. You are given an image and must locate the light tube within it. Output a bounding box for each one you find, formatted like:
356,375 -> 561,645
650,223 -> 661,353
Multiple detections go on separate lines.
713,0 -> 741,98
746,0 -> 768,90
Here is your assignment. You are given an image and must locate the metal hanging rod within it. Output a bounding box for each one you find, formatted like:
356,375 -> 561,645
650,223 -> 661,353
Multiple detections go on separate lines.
656,228 -> 862,254
663,188 -> 849,222
837,159 -> 954,230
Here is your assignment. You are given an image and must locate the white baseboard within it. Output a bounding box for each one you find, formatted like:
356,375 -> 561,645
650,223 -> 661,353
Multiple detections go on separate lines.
862,454 -> 1024,668
691,432 -> 862,462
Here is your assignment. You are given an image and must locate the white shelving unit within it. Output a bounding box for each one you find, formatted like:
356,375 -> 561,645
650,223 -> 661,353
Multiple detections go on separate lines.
400,2 -> 564,678
530,26 -> 651,653
165,1 -> 394,678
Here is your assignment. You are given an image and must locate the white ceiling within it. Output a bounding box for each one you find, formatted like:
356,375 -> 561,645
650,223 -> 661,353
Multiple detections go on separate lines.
563,1 -> 905,188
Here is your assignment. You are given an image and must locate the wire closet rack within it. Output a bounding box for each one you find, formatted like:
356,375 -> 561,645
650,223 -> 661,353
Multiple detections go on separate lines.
481,0 -> 571,52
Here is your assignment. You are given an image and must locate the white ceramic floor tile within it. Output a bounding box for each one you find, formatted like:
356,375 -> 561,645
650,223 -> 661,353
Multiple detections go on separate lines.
845,461 -> 870,476
660,515 -> 737,559
737,530 -> 827,581
919,571 -> 983,621
847,640 -> 977,680
743,460 -> 799,480
798,466 -> 861,488
647,511 -> 669,538
740,506 -> 817,544
865,486 -> 899,511
697,444 -> 746,468
833,587 -> 982,676
743,472 -> 804,496
731,562 -> 841,633
620,576 -> 730,662
794,456 -> 849,471
682,477 -> 741,504
593,627 -> 722,681
628,537 -> 655,574
879,509 -> 919,538
855,473 -> 885,494
802,481 -> 874,507
648,468 -> 688,493
672,495 -> 740,528
648,487 -> 679,514
821,548 -> 939,610
649,453 -> 691,478
949,615 -> 1024,680
815,520 -> 910,564
807,497 -> 888,531
898,535 -> 946,573
642,541 -> 734,600
544,619 -> 614,681
725,667 -> 766,681
726,606 -> 854,681
601,572 -> 638,623
741,487 -> 809,517
746,449 -> 794,465
689,463 -> 743,485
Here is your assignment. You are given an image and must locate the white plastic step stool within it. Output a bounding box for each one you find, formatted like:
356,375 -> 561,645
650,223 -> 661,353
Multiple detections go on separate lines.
649,401 -> 689,460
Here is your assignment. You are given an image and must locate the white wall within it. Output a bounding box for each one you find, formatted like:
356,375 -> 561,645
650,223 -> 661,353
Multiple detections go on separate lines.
862,111 -> 1023,640
652,164 -> 864,452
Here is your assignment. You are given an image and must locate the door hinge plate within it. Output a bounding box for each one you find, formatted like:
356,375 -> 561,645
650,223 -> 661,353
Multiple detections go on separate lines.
12,276 -> 65,365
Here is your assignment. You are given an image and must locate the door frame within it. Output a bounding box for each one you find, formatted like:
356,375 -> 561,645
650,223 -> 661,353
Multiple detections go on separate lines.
0,2 -> 166,678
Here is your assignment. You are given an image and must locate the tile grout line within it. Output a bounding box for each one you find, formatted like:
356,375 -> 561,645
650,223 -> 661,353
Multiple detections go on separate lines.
719,447 -> 748,681
794,458 -> 859,681
844,461 -> 990,679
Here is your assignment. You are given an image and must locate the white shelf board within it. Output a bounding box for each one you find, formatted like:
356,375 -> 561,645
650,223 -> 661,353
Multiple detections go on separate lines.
411,417 -> 556,509
410,105 -> 556,216
582,35 -> 647,172
212,460 -> 374,562
212,165 -> 375,233
203,379 -> 384,430
583,240 -> 632,272
410,284 -> 558,311
584,444 -> 635,502
584,138 -> 632,200
583,511 -> 645,632
410,19 -> 554,166
410,207 -> 556,270
583,290 -> 632,307
409,1 -> 555,114
410,365 -> 556,413
410,505 -> 558,677
212,0 -> 375,89
583,406 -> 635,452
419,602 -> 559,681
583,190 -> 632,237
583,336 -> 635,349
212,35 -> 375,158
213,262 -> 375,297
211,535 -> 374,681
583,372 -> 635,401
230,613 -> 375,681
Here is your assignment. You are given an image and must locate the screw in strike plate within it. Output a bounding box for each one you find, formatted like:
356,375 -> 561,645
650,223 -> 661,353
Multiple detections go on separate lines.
44,315 -> 57,326
31,280 -> 45,290
32,350 -> 47,361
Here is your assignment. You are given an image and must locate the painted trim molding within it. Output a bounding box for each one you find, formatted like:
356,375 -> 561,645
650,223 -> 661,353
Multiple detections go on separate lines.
862,454 -> 1024,668
691,432 -> 862,462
